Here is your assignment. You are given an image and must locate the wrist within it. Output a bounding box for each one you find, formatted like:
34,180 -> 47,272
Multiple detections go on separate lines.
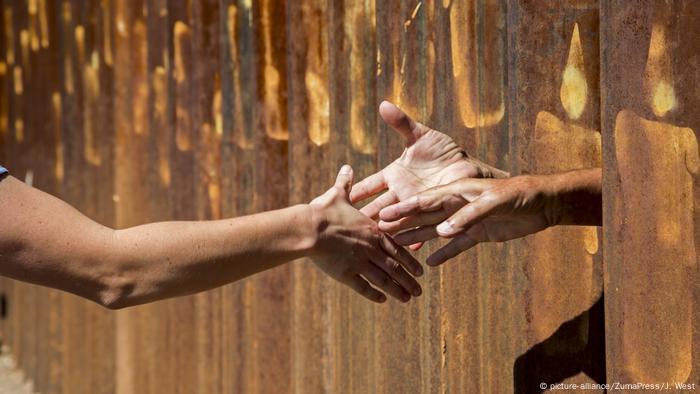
294,204 -> 323,257
541,173 -> 568,227
543,169 -> 602,226
305,203 -> 328,257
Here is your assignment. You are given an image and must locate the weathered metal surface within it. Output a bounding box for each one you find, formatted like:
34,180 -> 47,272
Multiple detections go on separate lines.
508,2 -> 605,392
1,0 -> 698,393
601,0 -> 700,389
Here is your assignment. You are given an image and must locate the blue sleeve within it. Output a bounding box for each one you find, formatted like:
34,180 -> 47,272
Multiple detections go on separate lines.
0,166 -> 6,176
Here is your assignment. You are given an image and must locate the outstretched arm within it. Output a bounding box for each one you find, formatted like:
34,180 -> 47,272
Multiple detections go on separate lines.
378,168 -> 601,266
0,166 -> 422,309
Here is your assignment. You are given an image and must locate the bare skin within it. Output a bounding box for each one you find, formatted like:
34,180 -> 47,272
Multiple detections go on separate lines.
378,168 -> 602,266
0,166 -> 422,309
350,101 -> 509,249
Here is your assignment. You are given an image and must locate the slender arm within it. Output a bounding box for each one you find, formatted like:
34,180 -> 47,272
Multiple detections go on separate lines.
0,175 -> 316,309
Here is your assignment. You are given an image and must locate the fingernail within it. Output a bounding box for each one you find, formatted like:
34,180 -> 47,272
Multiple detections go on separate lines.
339,164 -> 352,175
415,265 -> 424,277
426,254 -> 441,266
436,220 -> 454,235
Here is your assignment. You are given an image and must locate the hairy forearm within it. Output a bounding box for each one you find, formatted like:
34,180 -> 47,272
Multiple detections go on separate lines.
546,168 -> 602,226
0,176 -> 317,309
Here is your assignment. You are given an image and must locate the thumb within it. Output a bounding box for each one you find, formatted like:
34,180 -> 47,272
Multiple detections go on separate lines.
378,100 -> 427,146
335,164 -> 354,198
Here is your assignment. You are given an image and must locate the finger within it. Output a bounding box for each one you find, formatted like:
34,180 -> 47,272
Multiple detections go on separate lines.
426,234 -> 479,266
345,275 -> 387,303
394,226 -> 440,245
335,164 -> 354,197
369,251 -> 422,299
378,100 -> 429,145
360,262 -> 411,303
409,242 -> 424,251
378,191 -> 448,222
349,171 -> 387,203
360,190 -> 398,219
436,194 -> 502,237
378,209 -> 451,233
379,234 -> 423,277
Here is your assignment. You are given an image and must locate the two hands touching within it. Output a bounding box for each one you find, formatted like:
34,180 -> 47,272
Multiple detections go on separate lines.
0,100 -> 600,309
311,101 -> 602,303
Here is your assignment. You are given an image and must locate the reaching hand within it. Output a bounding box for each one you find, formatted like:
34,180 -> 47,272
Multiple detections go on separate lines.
349,101 -> 509,221
309,165 -> 424,303
377,175 -> 557,266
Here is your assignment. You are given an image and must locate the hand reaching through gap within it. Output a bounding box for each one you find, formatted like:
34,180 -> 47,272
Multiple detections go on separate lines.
377,169 -> 602,266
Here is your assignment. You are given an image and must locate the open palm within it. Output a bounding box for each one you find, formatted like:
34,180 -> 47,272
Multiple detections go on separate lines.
350,101 -> 509,220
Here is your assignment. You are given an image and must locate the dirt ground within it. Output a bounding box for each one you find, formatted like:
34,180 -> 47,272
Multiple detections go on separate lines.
0,347 -> 34,394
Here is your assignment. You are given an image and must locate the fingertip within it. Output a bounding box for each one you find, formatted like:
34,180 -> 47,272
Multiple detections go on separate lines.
339,164 -> 353,175
412,262 -> 424,277
436,220 -> 456,236
378,293 -> 387,303
378,206 -> 391,220
378,100 -> 406,127
426,253 -> 444,267
378,100 -> 395,113
409,242 -> 424,251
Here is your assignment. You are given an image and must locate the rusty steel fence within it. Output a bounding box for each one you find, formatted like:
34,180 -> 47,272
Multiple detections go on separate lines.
0,0 -> 697,393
